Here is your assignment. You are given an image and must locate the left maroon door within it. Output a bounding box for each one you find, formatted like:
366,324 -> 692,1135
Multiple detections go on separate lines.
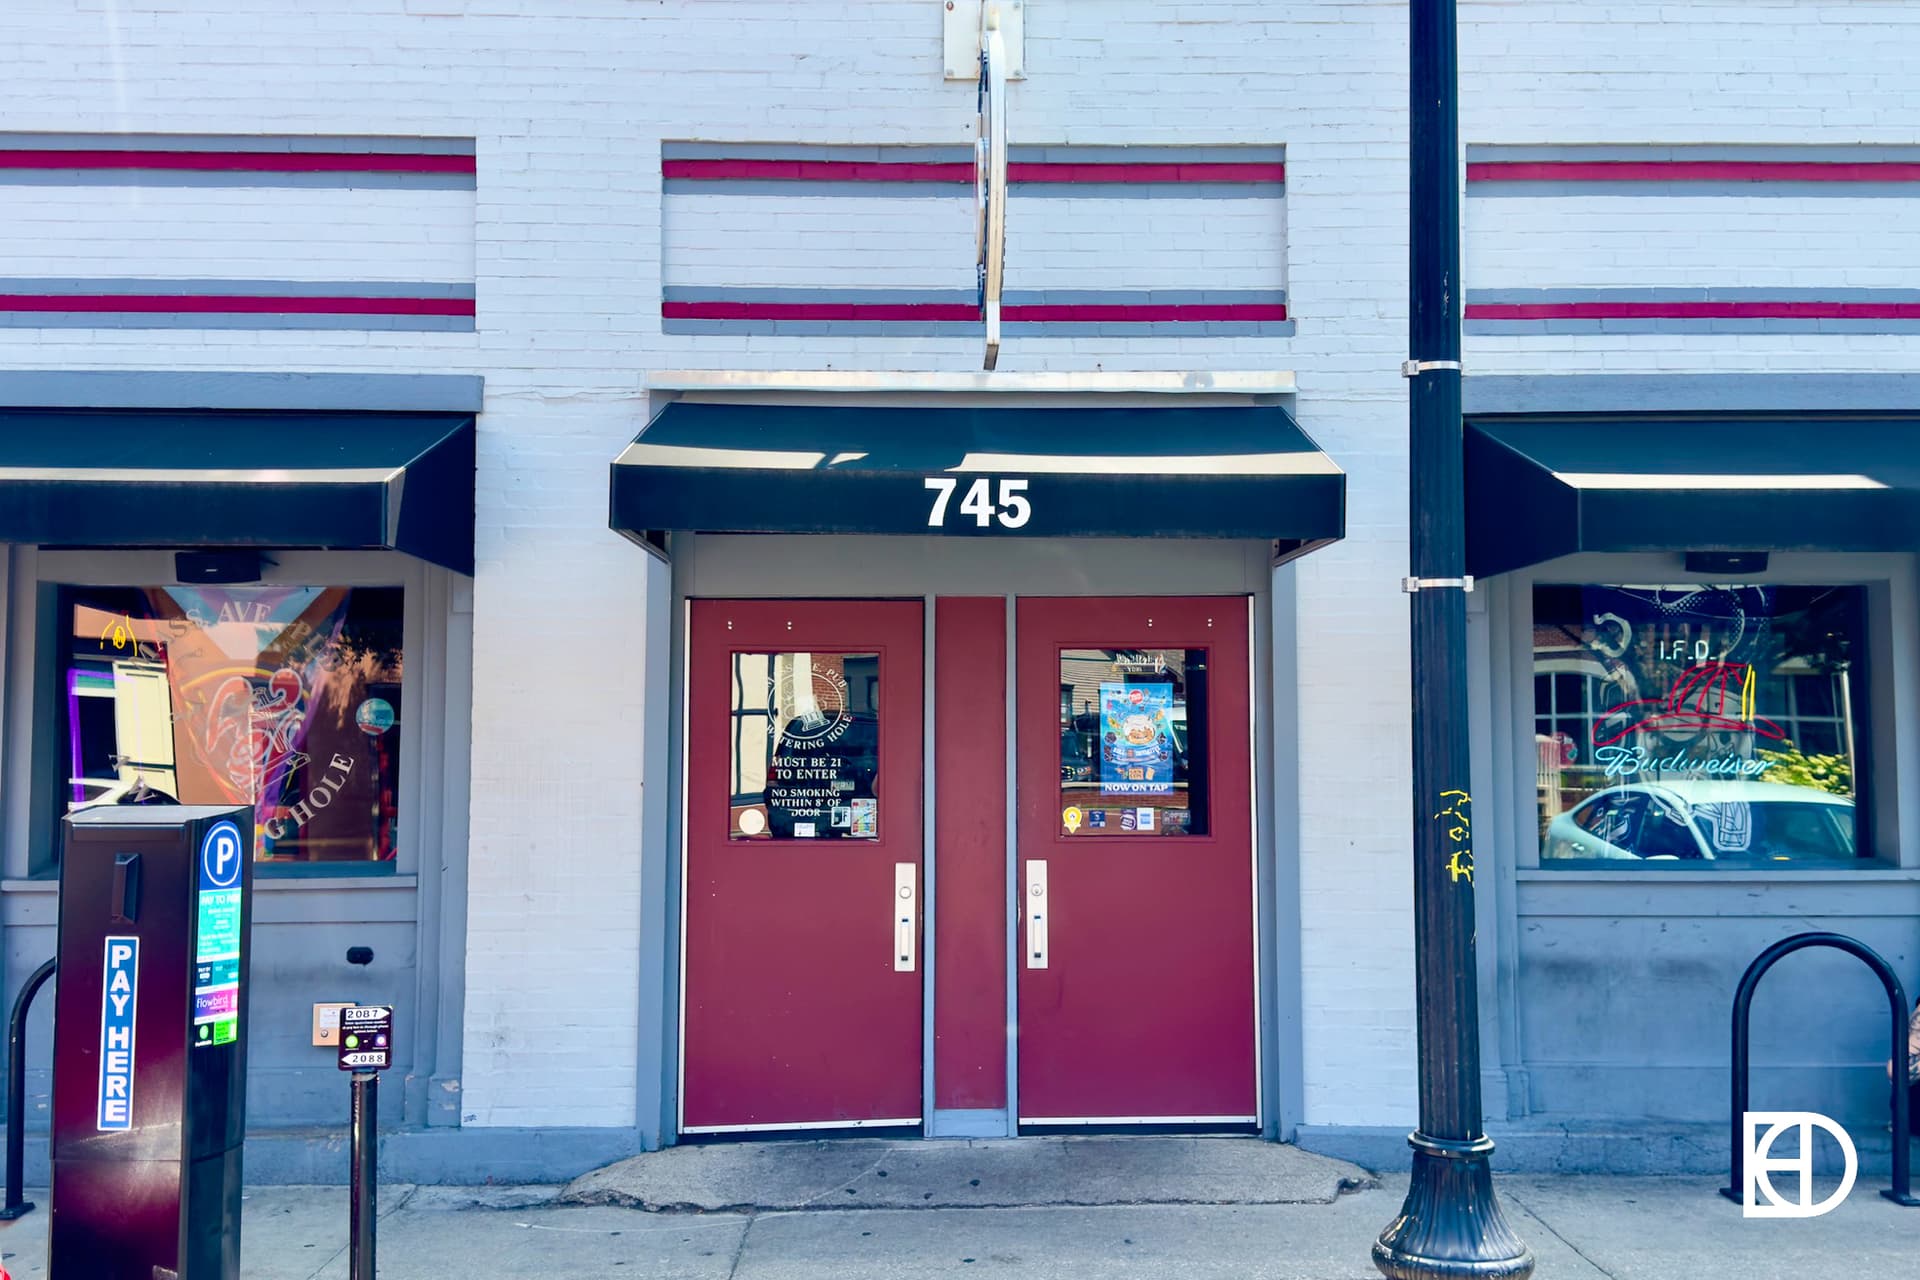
681,599 -> 925,1132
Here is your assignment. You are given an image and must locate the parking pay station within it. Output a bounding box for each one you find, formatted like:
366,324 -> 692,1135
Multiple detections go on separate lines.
50,805 -> 253,1279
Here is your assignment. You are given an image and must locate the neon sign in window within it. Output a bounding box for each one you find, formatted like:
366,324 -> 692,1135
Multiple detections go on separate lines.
1533,585 -> 1864,867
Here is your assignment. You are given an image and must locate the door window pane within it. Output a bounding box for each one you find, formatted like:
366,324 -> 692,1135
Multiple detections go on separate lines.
730,652 -> 880,840
1057,648 -> 1209,837
58,585 -> 403,864
1534,584 -> 1865,866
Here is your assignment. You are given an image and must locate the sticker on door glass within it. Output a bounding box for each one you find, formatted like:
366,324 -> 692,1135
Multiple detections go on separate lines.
730,652 -> 880,840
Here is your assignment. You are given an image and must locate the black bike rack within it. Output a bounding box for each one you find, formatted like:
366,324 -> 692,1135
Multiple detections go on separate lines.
1,957 -> 56,1220
1722,932 -> 1918,1207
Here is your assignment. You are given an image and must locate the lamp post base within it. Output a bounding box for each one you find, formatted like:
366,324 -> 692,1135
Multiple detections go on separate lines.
1373,1140 -> 1535,1280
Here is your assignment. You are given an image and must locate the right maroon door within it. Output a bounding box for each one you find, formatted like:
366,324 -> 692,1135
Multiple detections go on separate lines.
1015,596 -> 1258,1125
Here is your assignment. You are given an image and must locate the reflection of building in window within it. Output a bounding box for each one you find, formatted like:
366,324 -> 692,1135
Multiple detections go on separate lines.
730,652 -> 775,804
1760,666 -> 1851,756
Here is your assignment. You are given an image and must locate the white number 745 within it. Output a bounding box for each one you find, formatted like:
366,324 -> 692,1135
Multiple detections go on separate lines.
925,477 -> 1031,529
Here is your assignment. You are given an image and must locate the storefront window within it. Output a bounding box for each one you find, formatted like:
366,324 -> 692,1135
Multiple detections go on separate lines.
1533,585 -> 1866,867
57,585 -> 403,864
1057,648 -> 1209,836
729,652 -> 880,840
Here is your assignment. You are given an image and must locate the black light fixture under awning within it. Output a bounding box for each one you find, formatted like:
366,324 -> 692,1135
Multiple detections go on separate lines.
1466,415 -> 1920,578
610,401 -> 1345,558
0,409 -> 476,573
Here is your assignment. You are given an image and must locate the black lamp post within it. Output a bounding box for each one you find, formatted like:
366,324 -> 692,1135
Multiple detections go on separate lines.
1371,0 -> 1535,1275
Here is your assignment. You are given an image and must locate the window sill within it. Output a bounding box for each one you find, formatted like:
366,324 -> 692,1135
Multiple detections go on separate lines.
1516,865 -> 1919,883
4,873 -> 417,892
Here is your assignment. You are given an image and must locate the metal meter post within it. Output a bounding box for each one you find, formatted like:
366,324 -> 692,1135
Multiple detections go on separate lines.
338,1005 -> 393,1280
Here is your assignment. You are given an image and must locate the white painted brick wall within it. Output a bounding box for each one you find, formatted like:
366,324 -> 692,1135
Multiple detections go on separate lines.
0,185 -> 474,285
1462,1 -> 1920,377
664,191 -> 1286,294
0,0 -> 1909,1132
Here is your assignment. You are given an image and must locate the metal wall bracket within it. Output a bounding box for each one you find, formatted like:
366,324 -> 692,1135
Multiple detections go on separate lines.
1401,360 -> 1463,377
944,0 -> 1026,80
1403,575 -> 1474,593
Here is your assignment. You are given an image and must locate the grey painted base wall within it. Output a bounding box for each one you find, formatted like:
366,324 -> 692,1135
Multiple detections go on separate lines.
4,1119 -> 1909,1185
1295,1121 -> 1914,1178
13,1125 -> 647,1188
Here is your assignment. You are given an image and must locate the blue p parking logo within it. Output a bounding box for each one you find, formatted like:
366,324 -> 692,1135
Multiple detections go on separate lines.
1742,1111 -> 1859,1218
200,820 -> 243,890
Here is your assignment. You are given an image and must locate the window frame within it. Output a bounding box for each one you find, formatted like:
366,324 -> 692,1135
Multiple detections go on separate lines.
1053,645 -> 1213,839
724,648 -> 884,843
1494,552 -> 1916,875
4,547 -> 434,880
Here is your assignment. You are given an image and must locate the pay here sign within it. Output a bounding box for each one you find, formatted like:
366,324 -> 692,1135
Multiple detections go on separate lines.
97,935 -> 139,1131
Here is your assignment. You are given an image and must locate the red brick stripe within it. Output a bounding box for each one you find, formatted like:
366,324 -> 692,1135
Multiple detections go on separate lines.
0,150 -> 476,175
663,300 -> 1288,323
1467,301 -> 1920,320
0,294 -> 475,316
1005,302 -> 1288,321
1468,161 -> 1920,184
664,300 -> 979,322
662,159 -> 1284,185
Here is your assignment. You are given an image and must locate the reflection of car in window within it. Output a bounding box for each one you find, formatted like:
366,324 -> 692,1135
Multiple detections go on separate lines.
1545,780 -> 1855,863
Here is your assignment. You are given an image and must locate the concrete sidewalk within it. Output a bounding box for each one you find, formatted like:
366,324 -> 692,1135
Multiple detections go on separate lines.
3,1140 -> 1915,1278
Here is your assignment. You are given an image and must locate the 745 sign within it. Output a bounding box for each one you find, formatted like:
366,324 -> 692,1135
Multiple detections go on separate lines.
925,476 -> 1031,529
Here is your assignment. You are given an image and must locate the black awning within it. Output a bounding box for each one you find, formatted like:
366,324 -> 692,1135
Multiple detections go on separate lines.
610,401 -> 1344,558
1467,416 -> 1920,577
0,409 -> 475,573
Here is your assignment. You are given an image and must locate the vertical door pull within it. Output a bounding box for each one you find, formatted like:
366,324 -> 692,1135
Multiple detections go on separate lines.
894,863 -> 917,972
1025,860 -> 1048,969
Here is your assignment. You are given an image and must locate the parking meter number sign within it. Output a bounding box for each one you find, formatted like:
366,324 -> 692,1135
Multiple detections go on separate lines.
338,1005 -> 393,1071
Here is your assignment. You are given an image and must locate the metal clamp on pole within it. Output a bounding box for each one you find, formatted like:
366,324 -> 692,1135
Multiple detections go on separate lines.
1401,360 -> 1463,377
1403,576 -> 1474,594
2,958 -> 56,1220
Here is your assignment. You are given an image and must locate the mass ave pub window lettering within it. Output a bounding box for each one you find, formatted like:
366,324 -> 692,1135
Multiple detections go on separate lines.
1057,649 -> 1210,837
1533,584 -> 1866,867
56,585 -> 403,864
730,652 -> 880,840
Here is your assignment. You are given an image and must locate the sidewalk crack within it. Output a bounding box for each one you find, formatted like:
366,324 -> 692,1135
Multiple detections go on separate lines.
725,1212 -> 755,1280
1503,1188 -> 1617,1280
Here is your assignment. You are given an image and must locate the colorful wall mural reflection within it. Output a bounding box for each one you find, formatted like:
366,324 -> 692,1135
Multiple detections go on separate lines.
61,585 -> 403,863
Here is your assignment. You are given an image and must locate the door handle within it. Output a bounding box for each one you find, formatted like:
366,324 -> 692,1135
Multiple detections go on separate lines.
1025,860 -> 1048,969
894,863 -> 917,972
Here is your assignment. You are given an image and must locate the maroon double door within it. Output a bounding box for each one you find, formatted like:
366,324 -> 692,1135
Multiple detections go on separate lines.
680,596 -> 1256,1133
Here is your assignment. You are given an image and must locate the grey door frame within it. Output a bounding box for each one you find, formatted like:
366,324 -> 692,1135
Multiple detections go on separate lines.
633,533 -> 1303,1147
